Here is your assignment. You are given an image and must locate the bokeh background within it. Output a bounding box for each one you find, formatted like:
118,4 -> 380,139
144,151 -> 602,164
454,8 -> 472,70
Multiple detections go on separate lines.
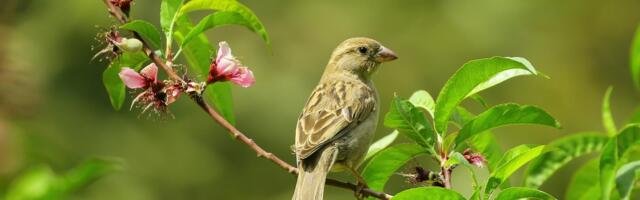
1,0 -> 640,199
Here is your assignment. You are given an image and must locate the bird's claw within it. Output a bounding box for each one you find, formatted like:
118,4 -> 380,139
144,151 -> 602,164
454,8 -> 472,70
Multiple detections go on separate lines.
354,182 -> 369,200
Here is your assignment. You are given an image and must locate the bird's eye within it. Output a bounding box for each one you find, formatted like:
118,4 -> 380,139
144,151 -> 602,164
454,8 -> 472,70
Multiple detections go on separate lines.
357,47 -> 368,54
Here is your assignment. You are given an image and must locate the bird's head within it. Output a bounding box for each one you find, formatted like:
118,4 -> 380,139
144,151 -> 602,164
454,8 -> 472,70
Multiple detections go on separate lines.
325,37 -> 397,79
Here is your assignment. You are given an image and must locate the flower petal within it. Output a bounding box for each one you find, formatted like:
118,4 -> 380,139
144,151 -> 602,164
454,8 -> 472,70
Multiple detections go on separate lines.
217,57 -> 239,76
140,63 -> 158,81
230,67 -> 255,88
216,41 -> 232,63
164,85 -> 182,105
119,67 -> 147,89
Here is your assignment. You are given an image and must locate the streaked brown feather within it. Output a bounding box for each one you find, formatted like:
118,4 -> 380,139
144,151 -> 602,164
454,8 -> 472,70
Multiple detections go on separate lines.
295,79 -> 376,159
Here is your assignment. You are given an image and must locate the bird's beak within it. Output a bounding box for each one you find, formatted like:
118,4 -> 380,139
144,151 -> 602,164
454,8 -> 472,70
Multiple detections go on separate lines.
374,46 -> 398,63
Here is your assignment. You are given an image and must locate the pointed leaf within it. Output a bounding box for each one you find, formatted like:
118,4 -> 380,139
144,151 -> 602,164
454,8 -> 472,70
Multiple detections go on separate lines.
365,130 -> 399,161
485,145 -> 545,197
600,125 -> 640,200
120,20 -> 163,48
567,159 -> 601,200
615,160 -> 640,200
603,86 -> 617,136
469,94 -> 490,108
180,0 -> 270,46
451,107 -> 504,171
160,0 -> 184,33
524,133 -> 609,188
182,11 -> 266,47
455,103 -> 561,146
102,52 -> 149,110
495,187 -> 557,200
5,166 -> 58,200
174,16 -> 235,124
392,187 -> 466,200
630,24 -> 640,89
434,57 -> 539,134
384,96 -> 436,149
362,143 -> 426,200
58,158 -> 122,193
409,90 -> 435,118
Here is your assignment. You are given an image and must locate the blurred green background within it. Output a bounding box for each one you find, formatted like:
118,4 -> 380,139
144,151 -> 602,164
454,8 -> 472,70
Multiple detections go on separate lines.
1,0 -> 640,199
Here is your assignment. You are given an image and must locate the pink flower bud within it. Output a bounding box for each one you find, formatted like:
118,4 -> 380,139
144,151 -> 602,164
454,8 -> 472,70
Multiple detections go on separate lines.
463,149 -> 486,168
117,38 -> 143,52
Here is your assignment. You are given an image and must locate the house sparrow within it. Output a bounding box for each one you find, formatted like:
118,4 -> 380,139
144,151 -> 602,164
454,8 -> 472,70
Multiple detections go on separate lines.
292,37 -> 397,200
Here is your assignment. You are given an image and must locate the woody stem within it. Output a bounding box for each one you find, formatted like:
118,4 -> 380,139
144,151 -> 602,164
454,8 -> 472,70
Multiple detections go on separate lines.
102,1 -> 392,199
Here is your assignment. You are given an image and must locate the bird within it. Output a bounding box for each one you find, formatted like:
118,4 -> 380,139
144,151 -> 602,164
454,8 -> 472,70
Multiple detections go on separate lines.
292,37 -> 397,200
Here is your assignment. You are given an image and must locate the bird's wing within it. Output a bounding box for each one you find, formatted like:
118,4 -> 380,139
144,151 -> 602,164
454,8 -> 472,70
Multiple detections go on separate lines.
295,80 -> 376,159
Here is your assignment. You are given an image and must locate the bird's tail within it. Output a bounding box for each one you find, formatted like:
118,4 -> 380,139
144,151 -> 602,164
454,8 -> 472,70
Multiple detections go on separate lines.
292,146 -> 338,200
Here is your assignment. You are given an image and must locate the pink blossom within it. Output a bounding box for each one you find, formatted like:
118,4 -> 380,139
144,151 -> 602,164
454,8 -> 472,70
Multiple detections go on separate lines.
229,67 -> 255,87
207,41 -> 255,87
118,64 -> 158,89
118,63 -> 182,113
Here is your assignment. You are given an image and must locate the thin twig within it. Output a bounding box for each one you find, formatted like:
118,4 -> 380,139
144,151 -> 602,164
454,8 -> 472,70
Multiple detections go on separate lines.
101,1 -> 392,199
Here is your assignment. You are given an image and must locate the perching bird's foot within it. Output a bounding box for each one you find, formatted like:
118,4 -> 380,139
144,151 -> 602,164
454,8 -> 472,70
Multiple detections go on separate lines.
354,182 -> 369,200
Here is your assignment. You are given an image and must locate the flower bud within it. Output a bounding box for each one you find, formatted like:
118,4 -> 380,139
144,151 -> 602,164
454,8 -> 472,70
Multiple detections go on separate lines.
462,149 -> 486,168
117,38 -> 143,52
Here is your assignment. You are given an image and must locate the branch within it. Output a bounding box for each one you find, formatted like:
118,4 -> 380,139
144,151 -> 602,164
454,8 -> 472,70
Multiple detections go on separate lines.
101,1 -> 392,199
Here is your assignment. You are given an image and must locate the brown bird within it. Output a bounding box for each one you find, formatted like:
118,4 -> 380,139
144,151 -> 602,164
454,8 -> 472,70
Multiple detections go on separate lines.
292,37 -> 397,200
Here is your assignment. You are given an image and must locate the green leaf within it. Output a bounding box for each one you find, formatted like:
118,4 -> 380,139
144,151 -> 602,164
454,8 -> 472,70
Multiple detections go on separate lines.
392,187 -> 466,200
362,143 -> 426,200
102,52 -> 149,110
630,24 -> 640,89
179,0 -> 270,46
5,166 -> 58,200
600,125 -> 640,200
495,187 -> 557,200
615,160 -> 640,200
455,103 -> 561,147
603,86 -> 617,136
469,94 -> 490,108
470,131 -> 503,171
5,159 -> 120,200
174,16 -> 235,124
384,96 -> 436,149
409,90 -> 435,118
567,159 -> 601,200
365,130 -> 399,161
160,0 -> 184,34
445,151 -> 471,168
450,107 -> 504,171
120,20 -> 163,48
58,158 -> 121,193
182,11 -> 266,48
434,57 -> 539,134
523,133 -> 609,188
485,145 -> 546,197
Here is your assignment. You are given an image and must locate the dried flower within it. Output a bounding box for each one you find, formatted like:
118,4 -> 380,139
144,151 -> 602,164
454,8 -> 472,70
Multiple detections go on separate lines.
110,0 -> 133,15
463,149 -> 486,168
207,41 -> 255,87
